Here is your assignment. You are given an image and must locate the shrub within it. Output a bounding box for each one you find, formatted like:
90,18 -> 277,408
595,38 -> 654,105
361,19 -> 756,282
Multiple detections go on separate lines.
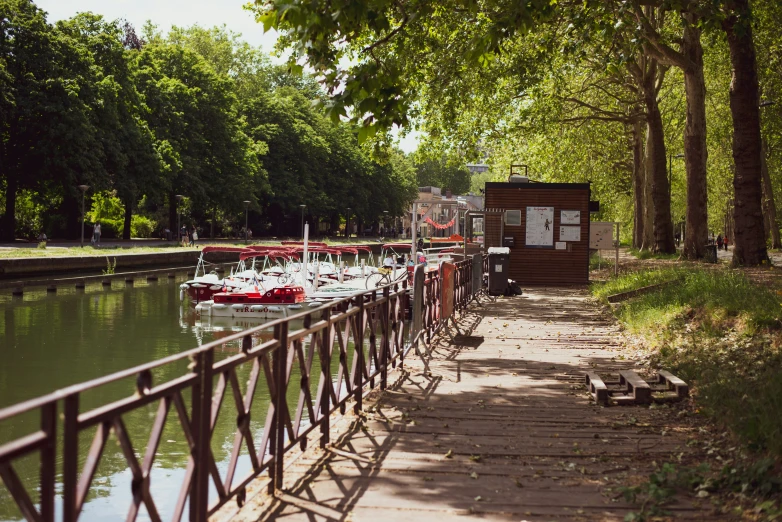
131,215 -> 156,238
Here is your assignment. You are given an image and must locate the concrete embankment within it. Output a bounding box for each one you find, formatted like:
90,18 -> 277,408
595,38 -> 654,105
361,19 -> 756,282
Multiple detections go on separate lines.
0,250 -> 228,278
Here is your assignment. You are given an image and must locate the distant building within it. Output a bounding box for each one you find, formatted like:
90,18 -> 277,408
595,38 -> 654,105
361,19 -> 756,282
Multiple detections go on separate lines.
400,186 -> 484,238
467,163 -> 489,175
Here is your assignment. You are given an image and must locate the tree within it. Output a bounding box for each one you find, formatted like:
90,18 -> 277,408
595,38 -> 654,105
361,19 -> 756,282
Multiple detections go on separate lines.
56,15 -> 161,239
723,0 -> 767,266
0,0 -> 102,240
630,1 -> 709,258
414,157 -> 471,195
134,42 -> 263,231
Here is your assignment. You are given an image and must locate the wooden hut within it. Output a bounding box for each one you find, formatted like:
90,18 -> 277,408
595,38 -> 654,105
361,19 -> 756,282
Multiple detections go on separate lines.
483,180 -> 591,285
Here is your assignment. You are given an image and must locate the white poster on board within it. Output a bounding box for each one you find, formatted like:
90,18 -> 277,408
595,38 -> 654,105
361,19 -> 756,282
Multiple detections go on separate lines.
590,222 -> 614,249
559,226 -> 581,242
561,210 -> 581,225
525,206 -> 554,247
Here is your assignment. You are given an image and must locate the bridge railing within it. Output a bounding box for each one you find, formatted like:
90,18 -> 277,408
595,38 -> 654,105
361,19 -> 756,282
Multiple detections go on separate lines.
0,256 -> 484,522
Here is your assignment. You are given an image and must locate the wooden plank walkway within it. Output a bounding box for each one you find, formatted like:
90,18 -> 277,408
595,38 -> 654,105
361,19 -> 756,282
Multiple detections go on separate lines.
225,287 -> 724,521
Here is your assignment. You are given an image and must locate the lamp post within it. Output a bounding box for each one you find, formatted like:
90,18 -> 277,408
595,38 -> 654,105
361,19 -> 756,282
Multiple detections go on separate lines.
300,204 -> 306,238
175,194 -> 184,244
243,200 -> 251,244
78,185 -> 89,247
383,210 -> 388,237
346,207 -> 351,239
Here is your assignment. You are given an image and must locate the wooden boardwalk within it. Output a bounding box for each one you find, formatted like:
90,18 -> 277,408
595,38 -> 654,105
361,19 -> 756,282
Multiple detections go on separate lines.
227,287 -> 724,521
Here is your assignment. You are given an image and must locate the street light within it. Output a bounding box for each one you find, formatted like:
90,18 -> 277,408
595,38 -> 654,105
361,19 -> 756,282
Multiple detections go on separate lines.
300,204 -> 306,238
383,210 -> 389,237
346,207 -> 351,239
78,185 -> 89,247
175,194 -> 184,244
243,200 -> 251,244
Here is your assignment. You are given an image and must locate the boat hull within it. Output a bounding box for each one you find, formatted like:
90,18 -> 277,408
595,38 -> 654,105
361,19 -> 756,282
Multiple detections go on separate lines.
195,301 -> 322,319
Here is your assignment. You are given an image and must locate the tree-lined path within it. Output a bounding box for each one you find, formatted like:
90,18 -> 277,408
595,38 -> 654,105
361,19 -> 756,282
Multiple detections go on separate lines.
228,289 -> 720,521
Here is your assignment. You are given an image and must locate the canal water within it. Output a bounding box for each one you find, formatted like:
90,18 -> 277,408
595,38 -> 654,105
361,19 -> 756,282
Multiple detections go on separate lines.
0,276 -> 359,521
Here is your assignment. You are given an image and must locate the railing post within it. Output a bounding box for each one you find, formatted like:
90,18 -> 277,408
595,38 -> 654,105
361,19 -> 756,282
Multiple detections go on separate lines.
190,349 -> 213,522
274,321 -> 289,491
62,394 -> 79,522
354,295 -> 365,414
319,306 -> 331,448
401,280 -> 409,367
381,285 -> 390,390
40,402 -> 56,522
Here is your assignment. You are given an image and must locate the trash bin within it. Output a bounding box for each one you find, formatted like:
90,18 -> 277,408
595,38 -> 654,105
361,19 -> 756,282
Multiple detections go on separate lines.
704,244 -> 717,264
487,247 -> 510,296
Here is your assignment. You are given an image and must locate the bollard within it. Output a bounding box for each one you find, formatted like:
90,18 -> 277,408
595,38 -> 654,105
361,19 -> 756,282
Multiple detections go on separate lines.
102,279 -> 111,286
75,281 -> 85,289
125,278 -> 134,285
167,273 -> 176,279
46,285 -> 57,293
147,275 -> 158,282
338,261 -> 345,283
12,287 -> 23,296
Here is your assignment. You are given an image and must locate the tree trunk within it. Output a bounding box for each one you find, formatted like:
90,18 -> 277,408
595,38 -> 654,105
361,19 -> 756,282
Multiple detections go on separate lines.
1,176 -> 17,241
724,1 -> 768,266
761,140 -> 781,248
681,22 -> 709,259
643,79 -> 675,253
122,197 -> 132,240
632,120 -> 645,248
641,123 -> 655,250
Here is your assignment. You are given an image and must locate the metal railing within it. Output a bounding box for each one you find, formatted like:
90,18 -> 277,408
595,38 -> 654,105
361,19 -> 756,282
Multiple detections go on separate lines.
0,256 -> 484,522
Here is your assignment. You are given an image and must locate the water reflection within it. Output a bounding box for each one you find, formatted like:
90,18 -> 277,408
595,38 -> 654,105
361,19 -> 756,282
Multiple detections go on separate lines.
0,279 -> 347,521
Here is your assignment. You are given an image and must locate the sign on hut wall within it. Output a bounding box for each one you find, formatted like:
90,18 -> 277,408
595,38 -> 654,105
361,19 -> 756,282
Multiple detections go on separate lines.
525,206 -> 554,247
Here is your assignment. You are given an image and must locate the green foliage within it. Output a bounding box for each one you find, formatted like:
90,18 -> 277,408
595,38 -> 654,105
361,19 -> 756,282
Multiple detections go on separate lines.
102,257 -> 116,275
130,215 -> 155,238
0,6 -> 415,240
37,241 -> 46,249
595,268 -> 781,335
87,191 -> 124,223
588,253 -> 613,272
413,157 -> 471,195
595,267 -> 782,456
620,462 -> 710,521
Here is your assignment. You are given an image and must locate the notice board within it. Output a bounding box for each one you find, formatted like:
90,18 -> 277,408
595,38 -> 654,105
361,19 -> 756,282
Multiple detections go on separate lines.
590,222 -> 614,249
525,206 -> 554,247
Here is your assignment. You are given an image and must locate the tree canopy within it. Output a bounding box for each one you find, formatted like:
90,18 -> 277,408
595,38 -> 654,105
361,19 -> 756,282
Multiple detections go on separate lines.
255,0 -> 782,265
0,1 -> 424,240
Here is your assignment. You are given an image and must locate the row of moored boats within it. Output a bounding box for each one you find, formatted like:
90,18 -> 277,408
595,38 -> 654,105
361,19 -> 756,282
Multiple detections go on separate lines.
180,242 -> 443,320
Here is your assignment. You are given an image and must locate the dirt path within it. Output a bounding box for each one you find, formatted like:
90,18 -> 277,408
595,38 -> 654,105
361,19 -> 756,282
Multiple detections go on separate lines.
228,287 -> 729,521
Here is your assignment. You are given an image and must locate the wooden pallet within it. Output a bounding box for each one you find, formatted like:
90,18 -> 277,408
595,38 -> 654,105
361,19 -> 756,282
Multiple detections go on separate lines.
585,369 -> 689,406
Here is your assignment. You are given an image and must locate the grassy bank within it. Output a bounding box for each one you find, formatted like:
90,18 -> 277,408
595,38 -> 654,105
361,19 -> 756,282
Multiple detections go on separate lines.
592,267 -> 782,455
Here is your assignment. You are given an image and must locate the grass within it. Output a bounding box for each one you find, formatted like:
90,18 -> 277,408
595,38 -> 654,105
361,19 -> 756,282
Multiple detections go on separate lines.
589,253 -> 614,271
590,267 -> 683,301
628,247 -> 680,260
592,267 -> 782,457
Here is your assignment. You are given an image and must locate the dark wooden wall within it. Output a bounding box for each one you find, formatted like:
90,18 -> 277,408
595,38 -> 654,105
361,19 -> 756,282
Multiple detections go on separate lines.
484,182 -> 590,285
